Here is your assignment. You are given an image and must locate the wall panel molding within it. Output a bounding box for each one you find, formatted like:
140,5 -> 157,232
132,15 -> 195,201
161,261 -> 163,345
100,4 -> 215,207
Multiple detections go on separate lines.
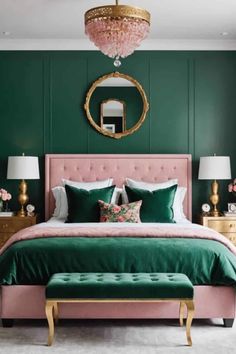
0,51 -> 235,218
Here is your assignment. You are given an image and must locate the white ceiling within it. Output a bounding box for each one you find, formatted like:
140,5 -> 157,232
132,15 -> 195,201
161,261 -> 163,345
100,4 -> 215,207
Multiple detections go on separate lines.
0,0 -> 236,50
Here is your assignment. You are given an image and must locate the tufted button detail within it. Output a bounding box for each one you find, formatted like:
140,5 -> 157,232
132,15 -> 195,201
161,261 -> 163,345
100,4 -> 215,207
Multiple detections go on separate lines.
47,272 -> 194,300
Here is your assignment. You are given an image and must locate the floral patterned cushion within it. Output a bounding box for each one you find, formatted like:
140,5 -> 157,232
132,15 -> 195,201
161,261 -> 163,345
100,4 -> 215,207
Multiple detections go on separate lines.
98,200 -> 142,223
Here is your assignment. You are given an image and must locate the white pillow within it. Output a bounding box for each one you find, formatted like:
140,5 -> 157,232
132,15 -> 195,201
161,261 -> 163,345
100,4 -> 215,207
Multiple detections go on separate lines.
126,178 -> 178,191
52,186 -> 68,219
123,178 -> 187,222
62,178 -> 113,188
111,187 -> 122,205
51,186 -> 62,218
122,178 -> 178,203
52,179 -> 119,220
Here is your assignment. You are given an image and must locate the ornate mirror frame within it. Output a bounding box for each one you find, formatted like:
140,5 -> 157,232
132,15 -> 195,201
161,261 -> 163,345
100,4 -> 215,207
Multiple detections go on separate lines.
84,72 -> 149,139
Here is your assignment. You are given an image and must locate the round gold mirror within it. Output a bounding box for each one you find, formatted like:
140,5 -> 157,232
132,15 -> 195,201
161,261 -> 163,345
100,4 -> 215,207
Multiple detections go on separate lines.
84,72 -> 149,139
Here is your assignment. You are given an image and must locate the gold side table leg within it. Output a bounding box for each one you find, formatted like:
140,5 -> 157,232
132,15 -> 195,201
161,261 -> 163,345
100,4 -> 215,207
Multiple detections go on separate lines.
53,302 -> 59,324
179,301 -> 185,327
185,300 -> 195,346
45,301 -> 56,346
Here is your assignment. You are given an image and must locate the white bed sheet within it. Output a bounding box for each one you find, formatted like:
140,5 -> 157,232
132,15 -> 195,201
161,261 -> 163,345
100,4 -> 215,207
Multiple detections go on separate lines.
39,217 -> 211,232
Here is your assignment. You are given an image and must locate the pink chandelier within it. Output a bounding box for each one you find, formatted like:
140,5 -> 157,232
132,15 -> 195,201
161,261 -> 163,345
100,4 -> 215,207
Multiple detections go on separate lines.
85,0 -> 150,67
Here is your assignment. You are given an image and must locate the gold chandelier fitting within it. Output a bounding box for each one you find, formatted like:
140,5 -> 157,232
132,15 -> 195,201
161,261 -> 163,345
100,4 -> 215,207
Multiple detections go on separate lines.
85,1 -> 150,26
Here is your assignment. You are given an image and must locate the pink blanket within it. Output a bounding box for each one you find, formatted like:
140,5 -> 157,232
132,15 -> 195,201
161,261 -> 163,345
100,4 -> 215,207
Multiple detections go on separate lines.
1,223 -> 236,256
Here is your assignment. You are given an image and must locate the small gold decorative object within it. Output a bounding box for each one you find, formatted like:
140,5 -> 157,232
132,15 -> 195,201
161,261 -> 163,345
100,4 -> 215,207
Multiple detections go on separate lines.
7,154 -> 40,217
198,155 -> 231,217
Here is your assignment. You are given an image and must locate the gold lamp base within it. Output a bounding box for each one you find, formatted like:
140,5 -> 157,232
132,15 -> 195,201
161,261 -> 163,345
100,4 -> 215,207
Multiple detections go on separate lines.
210,210 -> 222,217
17,180 -> 29,217
209,179 -> 221,217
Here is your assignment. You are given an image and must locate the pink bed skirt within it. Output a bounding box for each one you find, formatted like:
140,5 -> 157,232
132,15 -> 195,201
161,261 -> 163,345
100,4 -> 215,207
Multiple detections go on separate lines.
1,285 -> 235,319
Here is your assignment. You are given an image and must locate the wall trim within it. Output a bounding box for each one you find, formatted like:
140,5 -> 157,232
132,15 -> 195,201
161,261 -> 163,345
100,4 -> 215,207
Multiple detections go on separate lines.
0,39 -> 236,51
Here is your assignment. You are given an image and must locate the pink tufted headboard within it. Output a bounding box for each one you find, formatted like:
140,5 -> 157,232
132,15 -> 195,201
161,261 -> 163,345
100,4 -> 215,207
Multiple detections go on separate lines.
45,154 -> 192,221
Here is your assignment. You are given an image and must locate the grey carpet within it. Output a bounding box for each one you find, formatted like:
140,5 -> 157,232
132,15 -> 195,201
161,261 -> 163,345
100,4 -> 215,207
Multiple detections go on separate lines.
0,319 -> 235,354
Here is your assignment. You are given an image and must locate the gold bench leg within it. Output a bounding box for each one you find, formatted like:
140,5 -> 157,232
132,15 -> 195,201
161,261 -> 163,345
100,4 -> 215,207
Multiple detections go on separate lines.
53,302 -> 59,324
45,301 -> 56,346
185,300 -> 194,346
179,301 -> 185,327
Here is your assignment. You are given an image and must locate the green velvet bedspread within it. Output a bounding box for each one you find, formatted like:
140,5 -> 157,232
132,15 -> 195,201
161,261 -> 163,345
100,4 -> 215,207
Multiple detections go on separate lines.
0,237 -> 236,286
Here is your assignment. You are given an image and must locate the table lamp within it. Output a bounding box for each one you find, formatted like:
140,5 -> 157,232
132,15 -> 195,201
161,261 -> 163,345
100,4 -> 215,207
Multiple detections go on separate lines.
7,154 -> 40,217
198,155 -> 231,216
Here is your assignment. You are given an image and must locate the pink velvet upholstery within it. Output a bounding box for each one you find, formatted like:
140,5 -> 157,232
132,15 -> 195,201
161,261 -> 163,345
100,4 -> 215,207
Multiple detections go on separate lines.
1,154 -> 235,321
1,286 -> 235,319
45,154 -> 192,220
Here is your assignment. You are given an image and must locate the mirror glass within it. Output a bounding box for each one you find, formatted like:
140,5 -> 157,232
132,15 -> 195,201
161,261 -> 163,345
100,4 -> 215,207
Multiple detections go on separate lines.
101,99 -> 125,134
84,72 -> 149,139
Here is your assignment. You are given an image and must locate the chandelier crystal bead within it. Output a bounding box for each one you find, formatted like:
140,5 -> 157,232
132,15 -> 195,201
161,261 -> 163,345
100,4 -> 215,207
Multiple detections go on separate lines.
85,1 -> 150,66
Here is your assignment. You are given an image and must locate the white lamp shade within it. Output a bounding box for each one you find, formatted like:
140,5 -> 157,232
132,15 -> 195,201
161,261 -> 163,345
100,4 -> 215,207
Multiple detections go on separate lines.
7,156 -> 40,180
198,156 -> 231,180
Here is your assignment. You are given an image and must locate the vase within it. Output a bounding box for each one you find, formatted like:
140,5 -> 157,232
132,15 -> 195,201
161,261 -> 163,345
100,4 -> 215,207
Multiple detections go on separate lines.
0,200 -> 3,212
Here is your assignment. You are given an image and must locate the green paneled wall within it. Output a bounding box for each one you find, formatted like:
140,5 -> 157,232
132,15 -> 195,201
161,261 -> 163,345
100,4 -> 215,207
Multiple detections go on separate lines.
0,51 -> 236,220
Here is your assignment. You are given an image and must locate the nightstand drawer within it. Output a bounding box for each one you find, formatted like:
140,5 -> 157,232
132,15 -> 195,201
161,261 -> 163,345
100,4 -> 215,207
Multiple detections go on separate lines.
0,233 -> 12,248
221,233 -> 236,246
0,217 -> 34,233
207,220 -> 236,233
11,218 -> 34,232
0,216 -> 37,248
0,220 -> 15,232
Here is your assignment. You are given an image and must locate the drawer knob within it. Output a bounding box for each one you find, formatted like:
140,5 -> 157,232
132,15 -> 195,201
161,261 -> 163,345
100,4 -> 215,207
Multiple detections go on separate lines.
2,224 -> 8,228
230,224 -> 235,228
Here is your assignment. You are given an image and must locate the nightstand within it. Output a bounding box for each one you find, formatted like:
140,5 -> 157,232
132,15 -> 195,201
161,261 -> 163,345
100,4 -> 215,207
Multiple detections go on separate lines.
0,215 -> 37,248
200,216 -> 236,246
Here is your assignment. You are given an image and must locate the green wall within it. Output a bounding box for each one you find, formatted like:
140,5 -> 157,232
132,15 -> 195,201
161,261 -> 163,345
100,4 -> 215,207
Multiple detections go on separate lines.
0,51 -> 236,220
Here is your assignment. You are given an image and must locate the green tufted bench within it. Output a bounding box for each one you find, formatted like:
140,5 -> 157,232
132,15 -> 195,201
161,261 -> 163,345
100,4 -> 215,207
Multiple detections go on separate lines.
45,272 -> 194,346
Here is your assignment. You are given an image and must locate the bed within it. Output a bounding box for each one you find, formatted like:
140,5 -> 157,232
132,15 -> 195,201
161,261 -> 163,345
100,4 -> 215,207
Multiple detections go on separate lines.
0,154 -> 235,326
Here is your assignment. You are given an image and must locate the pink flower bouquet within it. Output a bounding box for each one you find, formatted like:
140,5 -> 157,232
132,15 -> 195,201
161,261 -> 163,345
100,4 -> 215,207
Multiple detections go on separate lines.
0,188 -> 12,211
228,179 -> 236,195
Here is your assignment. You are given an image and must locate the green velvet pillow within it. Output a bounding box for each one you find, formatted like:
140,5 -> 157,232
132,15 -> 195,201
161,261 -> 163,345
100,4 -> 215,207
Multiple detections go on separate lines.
65,184 -> 115,223
125,184 -> 177,223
